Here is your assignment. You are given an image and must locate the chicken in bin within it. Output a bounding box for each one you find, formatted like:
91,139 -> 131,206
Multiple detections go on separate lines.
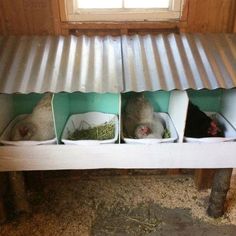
10,93 -> 55,141
122,93 -> 171,140
184,102 -> 224,139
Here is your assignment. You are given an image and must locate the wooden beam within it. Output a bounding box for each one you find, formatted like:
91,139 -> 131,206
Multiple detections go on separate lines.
1,143 -> 236,171
8,172 -> 30,215
61,21 -> 180,30
207,168 -> 233,218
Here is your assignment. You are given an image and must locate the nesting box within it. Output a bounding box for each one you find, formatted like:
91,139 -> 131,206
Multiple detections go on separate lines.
121,91 -> 188,144
53,92 -> 120,144
185,89 -> 236,142
0,93 -> 57,145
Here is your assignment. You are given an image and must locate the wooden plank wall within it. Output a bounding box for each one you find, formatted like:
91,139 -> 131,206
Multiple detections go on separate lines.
0,0 -> 235,35
234,7 -> 236,33
184,0 -> 236,33
0,0 -> 60,35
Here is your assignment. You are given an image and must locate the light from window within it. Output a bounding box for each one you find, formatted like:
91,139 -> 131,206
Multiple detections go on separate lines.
77,0 -> 170,9
78,0 -> 122,9
124,0 -> 170,9
63,0 -> 184,22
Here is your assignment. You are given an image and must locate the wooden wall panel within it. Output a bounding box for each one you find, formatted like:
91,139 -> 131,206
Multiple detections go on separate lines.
0,15 -> 5,35
234,9 -> 236,33
1,0 -> 236,36
22,0 -> 55,35
0,1 -> 5,34
184,0 -> 236,33
0,0 -> 59,35
1,0 -> 29,35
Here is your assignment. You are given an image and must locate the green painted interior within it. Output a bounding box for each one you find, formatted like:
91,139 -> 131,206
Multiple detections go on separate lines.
53,92 -> 120,141
121,91 -> 170,113
13,93 -> 44,116
69,92 -> 119,114
9,90 -> 226,143
187,89 -> 223,112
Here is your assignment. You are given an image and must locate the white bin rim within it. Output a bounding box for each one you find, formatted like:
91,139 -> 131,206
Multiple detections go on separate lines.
0,114 -> 57,146
123,112 -> 178,144
61,112 -> 119,145
184,112 -> 236,143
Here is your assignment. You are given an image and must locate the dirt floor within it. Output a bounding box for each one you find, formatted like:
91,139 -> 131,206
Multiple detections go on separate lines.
1,172 -> 236,236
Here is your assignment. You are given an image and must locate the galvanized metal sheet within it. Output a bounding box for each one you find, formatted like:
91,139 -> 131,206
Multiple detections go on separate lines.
0,34 -> 236,94
0,35 -> 123,93
122,33 -> 236,91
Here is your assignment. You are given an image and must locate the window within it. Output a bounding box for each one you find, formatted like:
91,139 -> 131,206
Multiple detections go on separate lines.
63,0 -> 184,22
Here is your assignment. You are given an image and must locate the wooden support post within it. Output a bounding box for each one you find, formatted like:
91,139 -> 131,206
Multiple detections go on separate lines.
8,172 -> 31,215
207,168 -> 233,218
0,173 -> 7,224
194,169 -> 216,190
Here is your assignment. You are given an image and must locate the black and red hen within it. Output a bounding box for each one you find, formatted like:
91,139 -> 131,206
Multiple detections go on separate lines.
185,102 -> 224,138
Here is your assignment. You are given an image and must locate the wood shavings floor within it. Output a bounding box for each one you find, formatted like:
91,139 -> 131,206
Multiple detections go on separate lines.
1,173 -> 236,236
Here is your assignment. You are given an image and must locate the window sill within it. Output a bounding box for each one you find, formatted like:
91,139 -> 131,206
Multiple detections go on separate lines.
60,21 -> 187,35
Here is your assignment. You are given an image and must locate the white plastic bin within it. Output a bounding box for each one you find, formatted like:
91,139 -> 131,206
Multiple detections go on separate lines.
184,112 -> 236,143
0,114 -> 57,146
61,112 -> 119,145
124,112 -> 178,144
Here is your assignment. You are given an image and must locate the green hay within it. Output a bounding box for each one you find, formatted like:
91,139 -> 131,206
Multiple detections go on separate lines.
68,121 -> 115,140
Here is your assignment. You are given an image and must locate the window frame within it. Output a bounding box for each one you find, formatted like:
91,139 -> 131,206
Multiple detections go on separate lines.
62,0 -> 184,22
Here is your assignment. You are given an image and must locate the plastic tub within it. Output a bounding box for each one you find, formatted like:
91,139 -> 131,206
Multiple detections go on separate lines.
61,112 -> 119,145
184,112 -> 236,143
0,114 -> 57,146
123,112 -> 178,144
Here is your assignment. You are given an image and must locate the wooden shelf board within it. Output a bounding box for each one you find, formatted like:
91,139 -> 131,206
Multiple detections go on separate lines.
0,142 -> 236,171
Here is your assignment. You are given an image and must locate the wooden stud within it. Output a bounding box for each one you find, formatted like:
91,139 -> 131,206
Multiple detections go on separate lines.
50,0 -> 62,35
180,0 -> 190,22
58,0 -> 67,22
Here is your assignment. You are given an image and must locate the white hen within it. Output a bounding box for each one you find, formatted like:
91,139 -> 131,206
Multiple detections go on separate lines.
10,93 -> 55,141
124,93 -> 165,139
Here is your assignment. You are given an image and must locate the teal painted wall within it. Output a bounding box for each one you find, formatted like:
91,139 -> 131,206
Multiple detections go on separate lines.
53,92 -> 120,141
121,91 -> 170,113
13,93 -> 43,116
187,89 -> 223,112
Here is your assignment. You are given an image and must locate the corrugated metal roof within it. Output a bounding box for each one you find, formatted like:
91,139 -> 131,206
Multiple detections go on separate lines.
0,35 -> 123,93
122,33 -> 236,91
0,34 -> 236,93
